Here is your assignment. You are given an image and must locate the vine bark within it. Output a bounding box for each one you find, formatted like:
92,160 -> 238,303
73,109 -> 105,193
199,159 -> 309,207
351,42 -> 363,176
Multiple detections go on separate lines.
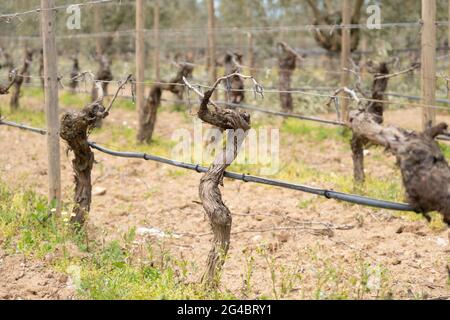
137,63 -> 194,143
10,49 -> 33,110
351,62 -> 389,183
277,42 -> 298,113
60,76 -> 131,225
306,0 -> 363,53
197,88 -> 251,286
349,108 -> 450,225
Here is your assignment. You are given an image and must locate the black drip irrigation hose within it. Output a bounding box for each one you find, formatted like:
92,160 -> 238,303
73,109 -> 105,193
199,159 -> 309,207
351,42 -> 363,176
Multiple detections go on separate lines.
88,142 -> 415,212
0,118 -> 420,213
0,119 -> 47,135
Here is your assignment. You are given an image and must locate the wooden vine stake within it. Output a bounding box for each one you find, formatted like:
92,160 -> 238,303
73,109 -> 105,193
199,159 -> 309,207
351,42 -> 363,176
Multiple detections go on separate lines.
41,0 -> 61,213
207,0 -> 217,100
448,0 -> 450,101
247,32 -> 254,74
184,73 -> 263,286
60,75 -> 132,225
154,0 -> 161,81
136,0 -> 147,143
340,0 -> 351,122
421,0 -> 437,130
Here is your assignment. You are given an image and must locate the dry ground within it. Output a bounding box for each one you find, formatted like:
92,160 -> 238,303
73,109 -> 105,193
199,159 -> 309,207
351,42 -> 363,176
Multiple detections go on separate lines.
0,248 -> 74,299
0,91 -> 449,299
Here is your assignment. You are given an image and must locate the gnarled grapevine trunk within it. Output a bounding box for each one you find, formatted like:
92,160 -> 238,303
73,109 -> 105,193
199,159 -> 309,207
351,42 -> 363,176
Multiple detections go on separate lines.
164,62 -> 194,100
60,77 -> 130,225
10,49 -> 33,110
351,62 -> 389,183
137,86 -> 162,144
137,63 -> 194,143
306,0 -> 363,53
278,42 -> 297,113
197,89 -> 251,286
69,57 -> 80,93
60,102 -> 106,225
349,109 -> 450,225
351,134 -> 365,183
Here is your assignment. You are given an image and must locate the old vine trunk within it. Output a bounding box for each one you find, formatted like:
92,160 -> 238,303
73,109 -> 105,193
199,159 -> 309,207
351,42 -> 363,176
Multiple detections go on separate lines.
278,42 -> 297,113
305,0 -> 363,53
137,86 -> 162,144
60,102 -> 107,225
10,50 -> 33,110
198,89 -> 251,285
349,109 -> 450,225
137,63 -> 194,143
351,62 -> 389,183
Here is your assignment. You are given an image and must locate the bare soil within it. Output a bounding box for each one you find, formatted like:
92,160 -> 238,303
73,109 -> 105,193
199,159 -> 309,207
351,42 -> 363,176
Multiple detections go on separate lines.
0,97 -> 449,299
0,249 -> 74,300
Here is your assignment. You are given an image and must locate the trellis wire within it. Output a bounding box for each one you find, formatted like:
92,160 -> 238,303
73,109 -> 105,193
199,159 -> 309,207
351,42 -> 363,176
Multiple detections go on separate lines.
0,0 -> 116,21
169,97 -> 345,126
4,70 -> 450,127
6,70 -> 450,112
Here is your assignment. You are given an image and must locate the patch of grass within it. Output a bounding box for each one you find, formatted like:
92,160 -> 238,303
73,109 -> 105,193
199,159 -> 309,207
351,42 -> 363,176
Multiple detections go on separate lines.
94,125 -> 176,158
144,187 -> 161,199
113,99 -> 136,111
439,142 -> 450,158
0,181 -> 80,258
297,198 -> 316,210
169,102 -> 186,113
250,244 -> 393,300
167,169 -> 186,178
306,246 -> 392,300
23,87 -> 44,99
0,105 -> 46,128
229,151 -> 405,206
60,91 -> 90,109
281,118 -> 347,143
75,236 -> 235,300
0,180 -> 234,300
426,212 -> 448,232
